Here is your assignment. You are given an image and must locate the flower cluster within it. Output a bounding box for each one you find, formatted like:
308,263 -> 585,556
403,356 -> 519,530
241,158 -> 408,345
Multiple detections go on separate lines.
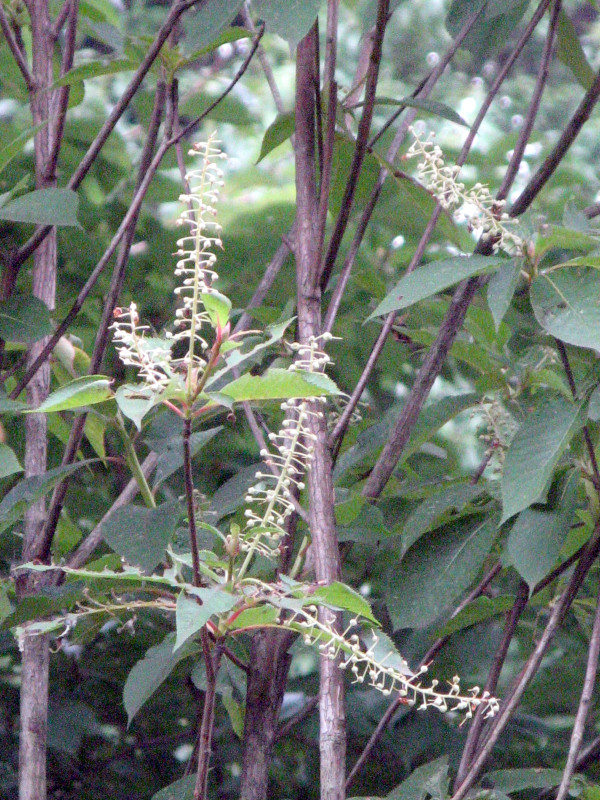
240,335 -> 333,565
111,302 -> 173,391
169,137 -> 228,389
405,127 -> 522,254
292,605 -> 499,718
475,398 -> 519,479
111,134 -> 228,401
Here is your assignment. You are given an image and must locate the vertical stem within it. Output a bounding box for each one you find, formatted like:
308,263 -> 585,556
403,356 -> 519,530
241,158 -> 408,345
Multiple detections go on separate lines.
19,3 -> 56,799
240,630 -> 294,800
193,644 -> 223,800
183,416 -> 202,588
455,582 -> 530,786
117,416 -> 157,510
555,579 -> 600,800
295,27 -> 346,800
452,522 -> 600,800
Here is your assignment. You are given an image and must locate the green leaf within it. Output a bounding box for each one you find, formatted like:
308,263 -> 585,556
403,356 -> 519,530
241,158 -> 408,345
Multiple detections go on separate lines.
218,368 -> 340,402
0,188 -> 79,226
482,769 -> 564,794
151,775 -> 196,800
353,96 -> 468,128
183,0 -> 244,54
209,318 -> 294,385
221,691 -> 244,738
174,589 -> 237,651
507,470 -> 579,591
2,581 -> 86,629
0,392 -> 28,413
257,111 -> 295,163
102,501 -> 181,573
436,595 -> 516,637
385,757 -> 449,800
557,9 -> 595,91
115,384 -> 157,431
80,0 -> 121,25
253,0 -> 322,46
446,0 -> 530,60
27,375 -> 113,413
487,258 -> 521,330
386,513 -> 499,630
0,580 -> 14,625
149,426 -> 223,489
334,394 -> 479,481
0,124 -> 45,177
337,503 -> 390,543
312,581 -> 378,624
208,463 -> 262,523
370,151 -> 467,249
535,225 -> 600,259
0,461 -> 96,535
123,633 -> 194,726
202,291 -> 231,329
84,413 -> 107,462
225,604 -> 279,631
531,267 -> 600,351
54,57 -> 138,87
402,482 -> 485,551
0,295 -> 52,344
501,394 -> 585,522
182,27 -> 250,66
404,394 -> 480,461
0,443 -> 22,479
366,256 -> 504,321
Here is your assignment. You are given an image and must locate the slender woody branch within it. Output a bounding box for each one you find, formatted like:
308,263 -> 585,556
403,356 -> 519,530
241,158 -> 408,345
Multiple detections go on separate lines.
452,523 -> 600,800
6,0 -> 209,286
8,29 -> 264,397
0,5 -> 34,91
555,579 -> 600,800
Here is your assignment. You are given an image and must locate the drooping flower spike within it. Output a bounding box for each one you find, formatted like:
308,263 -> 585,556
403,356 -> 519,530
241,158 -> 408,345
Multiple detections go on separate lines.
405,127 -> 523,254
238,335 -> 334,572
170,136 -> 228,395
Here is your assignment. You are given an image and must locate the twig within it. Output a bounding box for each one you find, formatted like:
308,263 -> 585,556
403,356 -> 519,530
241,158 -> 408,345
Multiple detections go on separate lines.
498,0 -> 559,200
322,0 -> 506,335
183,416 -> 202,588
360,0 -> 577,501
555,339 -> 600,491
6,0 -> 209,286
349,494 -> 591,789
362,274 -> 484,498
322,0 -> 340,105
46,0 -> 79,182
51,0 -> 71,39
346,561 -> 502,789
555,578 -> 600,800
240,3 -> 285,114
328,312 -> 395,455
455,581 -> 530,786
66,454 -> 158,570
232,230 -> 294,335
194,643 -> 222,800
511,68 -> 600,218
0,5 -> 34,91
276,695 -> 319,740
295,23 -> 347,800
38,80 -> 169,560
9,29 -> 264,398
452,522 -> 600,800
319,0 -> 390,290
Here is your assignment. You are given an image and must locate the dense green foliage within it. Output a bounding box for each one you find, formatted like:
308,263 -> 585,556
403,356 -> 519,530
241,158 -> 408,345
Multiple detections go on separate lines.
4,1 -> 600,799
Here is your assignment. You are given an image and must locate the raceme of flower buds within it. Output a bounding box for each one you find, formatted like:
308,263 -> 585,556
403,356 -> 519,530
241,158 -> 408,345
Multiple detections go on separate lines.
405,127 -> 523,254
